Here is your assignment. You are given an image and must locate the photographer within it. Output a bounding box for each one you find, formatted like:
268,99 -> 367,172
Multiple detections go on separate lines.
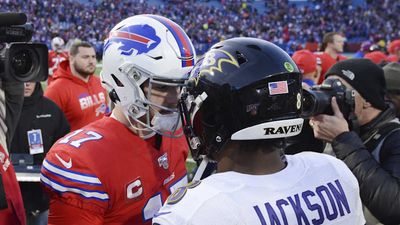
310,58 -> 400,224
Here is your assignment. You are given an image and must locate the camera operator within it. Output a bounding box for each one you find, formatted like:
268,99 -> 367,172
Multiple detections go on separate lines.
309,58 -> 400,224
0,12 -> 49,225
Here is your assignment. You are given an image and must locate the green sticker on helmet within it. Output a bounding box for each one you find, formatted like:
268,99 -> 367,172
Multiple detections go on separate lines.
284,62 -> 294,72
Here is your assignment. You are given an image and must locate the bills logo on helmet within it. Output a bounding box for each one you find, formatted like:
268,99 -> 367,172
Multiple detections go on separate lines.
104,24 -> 161,56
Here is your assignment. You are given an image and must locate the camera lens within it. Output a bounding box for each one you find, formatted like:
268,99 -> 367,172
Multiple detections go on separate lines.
4,43 -> 47,82
11,49 -> 33,77
301,89 -> 331,117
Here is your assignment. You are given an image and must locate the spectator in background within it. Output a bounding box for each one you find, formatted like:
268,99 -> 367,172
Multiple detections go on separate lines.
315,55 -> 322,82
2,0 -> 400,56
387,40 -> 400,63
10,82 -> 69,225
364,51 -> 388,65
48,37 -> 69,86
292,49 -> 319,87
316,32 -> 347,84
44,41 -> 109,131
384,62 -> 400,119
310,59 -> 400,224
353,41 -> 372,58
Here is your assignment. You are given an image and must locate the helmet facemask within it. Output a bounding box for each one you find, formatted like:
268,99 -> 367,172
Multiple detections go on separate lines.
101,14 -> 196,139
102,63 -> 186,139
139,75 -> 186,138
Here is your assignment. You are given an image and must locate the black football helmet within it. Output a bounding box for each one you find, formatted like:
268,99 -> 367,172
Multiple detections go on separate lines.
179,37 -> 304,160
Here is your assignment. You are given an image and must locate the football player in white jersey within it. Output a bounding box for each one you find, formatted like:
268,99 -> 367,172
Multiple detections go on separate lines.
152,37 -> 365,225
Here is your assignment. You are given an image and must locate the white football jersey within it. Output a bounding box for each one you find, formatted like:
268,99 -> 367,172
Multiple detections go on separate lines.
153,152 -> 365,225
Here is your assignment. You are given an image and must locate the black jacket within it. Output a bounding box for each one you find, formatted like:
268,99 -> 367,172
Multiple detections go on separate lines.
332,105 -> 400,224
1,80 -> 24,149
10,82 -> 70,213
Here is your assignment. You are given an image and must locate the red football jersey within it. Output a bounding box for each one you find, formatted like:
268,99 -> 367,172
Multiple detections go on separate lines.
48,50 -> 69,85
41,116 -> 188,225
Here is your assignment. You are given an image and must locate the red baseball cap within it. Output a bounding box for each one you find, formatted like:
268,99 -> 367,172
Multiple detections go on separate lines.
387,54 -> 399,62
292,50 -> 317,74
388,40 -> 400,54
364,51 -> 388,64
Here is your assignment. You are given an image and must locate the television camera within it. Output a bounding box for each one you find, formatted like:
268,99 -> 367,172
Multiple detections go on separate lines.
0,12 -> 48,82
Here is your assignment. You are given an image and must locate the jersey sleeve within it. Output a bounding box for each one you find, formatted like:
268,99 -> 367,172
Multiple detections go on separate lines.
153,181 -> 243,225
40,148 -> 109,215
153,195 -> 243,225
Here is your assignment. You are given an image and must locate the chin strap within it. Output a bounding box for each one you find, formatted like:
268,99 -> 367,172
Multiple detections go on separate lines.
192,156 -> 210,181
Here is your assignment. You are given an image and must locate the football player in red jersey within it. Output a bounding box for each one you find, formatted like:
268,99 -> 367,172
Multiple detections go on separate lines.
316,32 -> 347,84
40,14 -> 196,225
48,37 -> 69,85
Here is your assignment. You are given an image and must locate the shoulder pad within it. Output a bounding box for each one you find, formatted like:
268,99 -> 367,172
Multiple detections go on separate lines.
166,180 -> 201,205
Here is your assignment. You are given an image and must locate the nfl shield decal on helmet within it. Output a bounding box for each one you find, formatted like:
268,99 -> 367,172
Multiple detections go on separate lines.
104,24 -> 161,56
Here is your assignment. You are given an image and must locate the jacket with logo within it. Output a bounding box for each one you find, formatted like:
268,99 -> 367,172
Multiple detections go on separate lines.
44,60 -> 109,131
331,105 -> 400,224
10,82 -> 70,214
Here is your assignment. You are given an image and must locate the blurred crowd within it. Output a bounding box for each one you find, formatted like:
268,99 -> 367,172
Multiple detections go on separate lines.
1,2 -> 400,225
0,0 -> 399,55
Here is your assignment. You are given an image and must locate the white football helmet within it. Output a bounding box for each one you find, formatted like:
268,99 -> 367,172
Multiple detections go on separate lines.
101,14 -> 196,138
51,37 -> 65,52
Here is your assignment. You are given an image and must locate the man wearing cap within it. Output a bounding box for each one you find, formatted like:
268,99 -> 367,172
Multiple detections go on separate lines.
384,62 -> 400,119
353,41 -> 372,58
364,51 -> 388,65
310,58 -> 400,224
387,40 -> 400,63
292,49 -> 320,87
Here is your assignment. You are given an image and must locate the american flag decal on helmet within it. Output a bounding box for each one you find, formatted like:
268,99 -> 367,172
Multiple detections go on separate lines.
268,81 -> 289,95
